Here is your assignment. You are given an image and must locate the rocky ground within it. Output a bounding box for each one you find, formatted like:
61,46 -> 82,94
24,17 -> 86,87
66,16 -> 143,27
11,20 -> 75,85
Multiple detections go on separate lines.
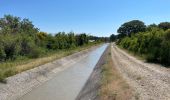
111,43 -> 170,100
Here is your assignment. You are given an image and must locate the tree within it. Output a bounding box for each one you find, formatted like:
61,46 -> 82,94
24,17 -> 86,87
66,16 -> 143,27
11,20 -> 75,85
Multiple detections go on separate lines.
0,15 -> 38,36
37,32 -> 48,40
76,33 -> 89,46
117,20 -> 146,36
0,14 -> 103,61
20,18 -> 39,35
158,22 -> 170,30
0,15 -> 20,34
67,32 -> 76,48
110,34 -> 116,42
147,24 -> 158,31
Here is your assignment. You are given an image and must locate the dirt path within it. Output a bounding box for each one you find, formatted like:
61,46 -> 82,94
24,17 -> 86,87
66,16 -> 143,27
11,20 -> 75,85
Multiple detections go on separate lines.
111,43 -> 170,100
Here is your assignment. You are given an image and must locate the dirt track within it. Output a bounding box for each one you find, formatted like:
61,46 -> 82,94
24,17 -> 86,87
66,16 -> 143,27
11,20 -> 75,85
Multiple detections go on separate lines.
111,43 -> 170,100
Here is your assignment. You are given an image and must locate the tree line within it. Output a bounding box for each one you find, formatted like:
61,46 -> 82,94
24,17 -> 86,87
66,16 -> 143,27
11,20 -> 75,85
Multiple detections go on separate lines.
0,15 -> 105,61
110,20 -> 170,66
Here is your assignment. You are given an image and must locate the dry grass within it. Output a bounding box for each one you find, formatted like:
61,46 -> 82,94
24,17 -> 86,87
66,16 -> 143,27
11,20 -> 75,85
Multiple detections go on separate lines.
16,51 -> 66,73
100,47 -> 133,100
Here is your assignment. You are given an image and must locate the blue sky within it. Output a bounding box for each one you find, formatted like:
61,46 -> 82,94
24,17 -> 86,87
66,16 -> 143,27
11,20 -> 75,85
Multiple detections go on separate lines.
0,0 -> 170,37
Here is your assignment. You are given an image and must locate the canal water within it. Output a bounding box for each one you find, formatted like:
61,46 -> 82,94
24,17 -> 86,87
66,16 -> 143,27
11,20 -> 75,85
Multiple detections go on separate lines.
19,44 -> 108,100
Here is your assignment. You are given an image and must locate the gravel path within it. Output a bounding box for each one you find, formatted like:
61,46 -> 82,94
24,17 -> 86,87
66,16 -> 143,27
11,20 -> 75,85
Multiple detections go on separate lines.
111,43 -> 170,100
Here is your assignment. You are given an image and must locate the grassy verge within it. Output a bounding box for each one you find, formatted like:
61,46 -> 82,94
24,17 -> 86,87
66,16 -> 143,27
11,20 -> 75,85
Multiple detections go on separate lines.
0,42 -> 101,82
99,46 -> 133,100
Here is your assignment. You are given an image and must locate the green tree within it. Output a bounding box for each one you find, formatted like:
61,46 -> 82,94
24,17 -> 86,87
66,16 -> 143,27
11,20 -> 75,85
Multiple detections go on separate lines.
160,29 -> 170,64
0,15 -> 20,34
110,34 -> 116,42
0,14 -> 102,62
146,24 -> 158,31
158,22 -> 170,30
117,20 -> 146,36
76,33 -> 89,46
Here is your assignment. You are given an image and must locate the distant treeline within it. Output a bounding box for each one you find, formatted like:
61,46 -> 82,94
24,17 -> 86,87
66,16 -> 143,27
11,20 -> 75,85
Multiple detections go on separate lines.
0,15 -> 106,61
110,20 -> 170,66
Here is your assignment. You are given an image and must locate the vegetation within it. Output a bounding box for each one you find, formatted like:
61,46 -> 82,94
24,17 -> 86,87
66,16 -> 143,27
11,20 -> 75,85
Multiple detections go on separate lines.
109,34 -> 116,42
158,22 -> 170,30
117,20 -> 146,37
117,20 -> 170,66
100,45 -> 133,100
0,15 -> 105,82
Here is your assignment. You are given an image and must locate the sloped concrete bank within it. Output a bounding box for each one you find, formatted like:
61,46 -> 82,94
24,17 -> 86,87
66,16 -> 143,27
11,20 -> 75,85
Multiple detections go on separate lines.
0,45 -> 101,100
76,45 -> 109,100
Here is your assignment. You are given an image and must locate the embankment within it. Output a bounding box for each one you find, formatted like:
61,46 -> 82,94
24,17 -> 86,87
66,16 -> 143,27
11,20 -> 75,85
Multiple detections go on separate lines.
76,44 -> 109,100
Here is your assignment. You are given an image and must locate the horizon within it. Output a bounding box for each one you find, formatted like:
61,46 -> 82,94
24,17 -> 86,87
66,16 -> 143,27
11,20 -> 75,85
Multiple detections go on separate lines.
1,0 -> 170,37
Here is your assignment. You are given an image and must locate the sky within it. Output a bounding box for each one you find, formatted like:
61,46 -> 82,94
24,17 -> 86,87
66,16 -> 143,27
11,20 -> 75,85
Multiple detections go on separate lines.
0,0 -> 170,37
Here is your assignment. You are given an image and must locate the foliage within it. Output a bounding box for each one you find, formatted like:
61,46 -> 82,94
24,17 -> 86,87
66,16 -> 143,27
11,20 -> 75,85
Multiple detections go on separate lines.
160,30 -> 170,64
0,14 -> 106,81
158,22 -> 170,30
0,14 -> 105,62
146,24 -> 158,31
76,33 -> 89,46
110,34 -> 116,42
117,20 -> 146,36
118,27 -> 170,66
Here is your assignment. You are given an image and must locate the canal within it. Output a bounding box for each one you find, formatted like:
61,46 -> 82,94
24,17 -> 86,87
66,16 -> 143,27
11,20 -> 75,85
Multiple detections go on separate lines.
19,44 -> 108,100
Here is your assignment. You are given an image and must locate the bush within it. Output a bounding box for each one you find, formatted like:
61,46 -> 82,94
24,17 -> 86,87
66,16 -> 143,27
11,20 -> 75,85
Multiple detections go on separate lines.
0,15 -> 102,61
28,47 -> 45,58
159,30 -> 170,65
118,28 -> 170,66
0,34 -> 21,60
20,36 -> 35,55
0,45 -> 6,61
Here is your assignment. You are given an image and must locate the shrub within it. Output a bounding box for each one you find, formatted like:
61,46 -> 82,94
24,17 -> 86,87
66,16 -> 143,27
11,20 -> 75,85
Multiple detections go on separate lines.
0,14 -> 102,63
0,45 -> 6,61
20,36 -> 35,55
118,28 -> 170,66
0,34 -> 21,60
160,30 -> 170,65
28,47 -> 45,58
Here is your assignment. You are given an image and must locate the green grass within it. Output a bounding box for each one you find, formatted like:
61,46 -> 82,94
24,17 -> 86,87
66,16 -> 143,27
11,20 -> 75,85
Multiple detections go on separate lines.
0,42 -> 102,82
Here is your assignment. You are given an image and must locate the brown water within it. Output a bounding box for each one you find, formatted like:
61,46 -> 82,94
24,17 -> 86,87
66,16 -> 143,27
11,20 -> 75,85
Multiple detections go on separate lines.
19,44 -> 108,100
